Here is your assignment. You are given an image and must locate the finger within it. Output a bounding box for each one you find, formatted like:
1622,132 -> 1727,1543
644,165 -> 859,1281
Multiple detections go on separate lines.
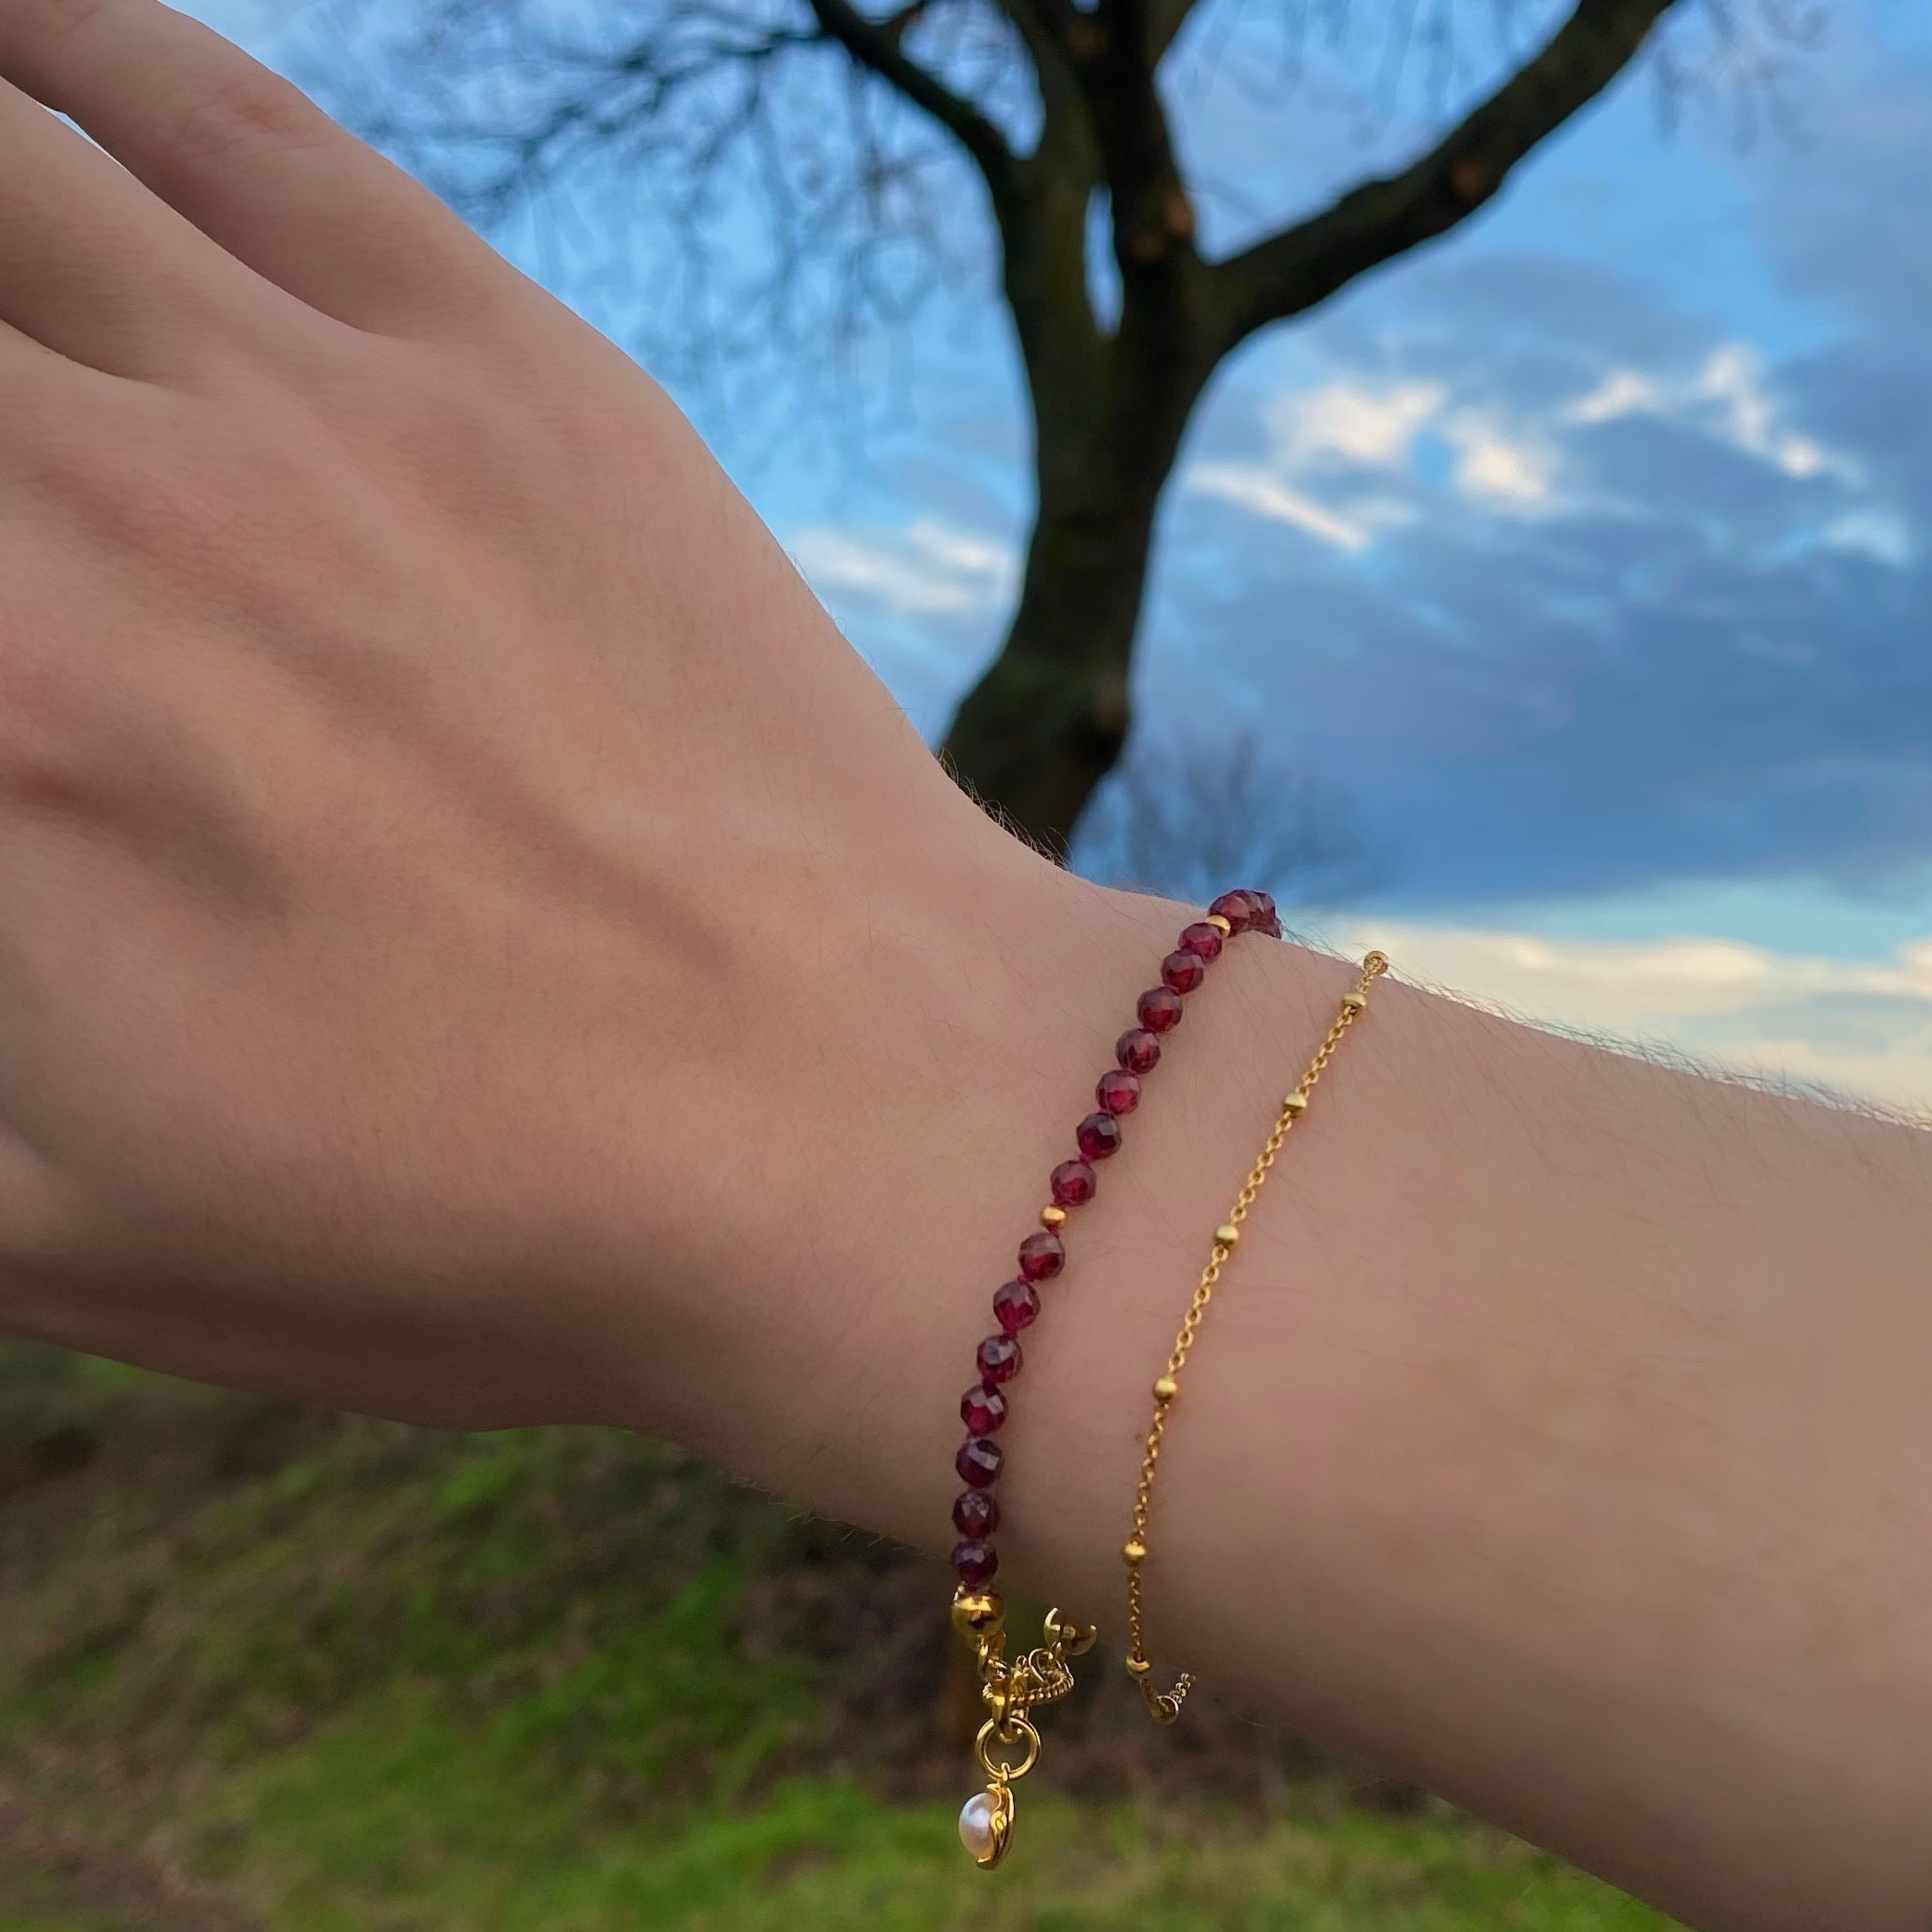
0,74 -> 296,377
0,0 -> 501,335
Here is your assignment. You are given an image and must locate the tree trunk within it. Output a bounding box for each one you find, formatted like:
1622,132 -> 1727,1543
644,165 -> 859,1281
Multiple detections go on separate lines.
942,466 -> 1163,856
941,294 -> 1212,857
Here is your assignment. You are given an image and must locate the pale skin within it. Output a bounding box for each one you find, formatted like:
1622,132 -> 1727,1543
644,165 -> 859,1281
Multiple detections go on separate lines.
0,2 -> 1926,1924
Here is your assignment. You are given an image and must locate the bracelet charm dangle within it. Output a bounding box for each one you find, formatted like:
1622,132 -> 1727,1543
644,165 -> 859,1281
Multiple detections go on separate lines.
951,1589 -> 1093,1866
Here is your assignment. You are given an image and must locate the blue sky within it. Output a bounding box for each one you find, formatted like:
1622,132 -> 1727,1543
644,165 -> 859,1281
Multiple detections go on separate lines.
201,0 -> 1932,1104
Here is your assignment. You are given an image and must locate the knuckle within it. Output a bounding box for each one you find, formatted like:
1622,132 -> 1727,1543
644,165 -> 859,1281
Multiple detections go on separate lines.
15,0 -> 119,66
27,422 -> 206,556
161,65 -> 325,173
0,655 -> 94,819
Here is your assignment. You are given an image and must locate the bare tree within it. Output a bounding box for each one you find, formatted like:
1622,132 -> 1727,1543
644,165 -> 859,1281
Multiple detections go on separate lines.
303,0 -> 1813,852
1075,730 -> 1376,911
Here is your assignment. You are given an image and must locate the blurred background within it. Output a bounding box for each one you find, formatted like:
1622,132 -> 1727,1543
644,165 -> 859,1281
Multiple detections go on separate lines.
2,0 -> 1925,1924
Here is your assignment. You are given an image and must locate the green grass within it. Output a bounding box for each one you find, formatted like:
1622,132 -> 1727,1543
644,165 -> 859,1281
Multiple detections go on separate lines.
0,1348 -> 1681,1931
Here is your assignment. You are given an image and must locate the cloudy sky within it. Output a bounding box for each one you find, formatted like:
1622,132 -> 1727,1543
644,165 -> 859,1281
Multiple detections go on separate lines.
208,0 -> 1932,1109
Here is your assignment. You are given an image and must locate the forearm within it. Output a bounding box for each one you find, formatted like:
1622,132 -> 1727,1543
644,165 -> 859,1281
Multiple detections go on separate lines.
638,843 -> 1932,1932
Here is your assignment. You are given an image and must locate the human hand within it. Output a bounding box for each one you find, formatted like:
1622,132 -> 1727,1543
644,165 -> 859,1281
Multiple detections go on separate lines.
0,0 -> 1072,1429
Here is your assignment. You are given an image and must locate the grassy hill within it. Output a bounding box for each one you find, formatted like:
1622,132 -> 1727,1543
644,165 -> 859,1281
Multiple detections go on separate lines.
0,1345 -> 1680,1931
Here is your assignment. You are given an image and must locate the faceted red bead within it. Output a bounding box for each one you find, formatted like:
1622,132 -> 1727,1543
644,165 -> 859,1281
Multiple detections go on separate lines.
952,1538 -> 999,1589
1179,921 -> 1225,962
956,1436 -> 1002,1488
1117,1027 -> 1162,1075
1161,949 -> 1205,994
1050,1158 -> 1096,1207
1246,890 -> 1281,938
1017,1230 -> 1065,1281
1095,1069 -> 1140,1116
993,1279 -> 1039,1335
1209,889 -> 1256,933
978,1333 -> 1023,1383
954,1488 -> 1000,1537
1076,1111 -> 1123,1161
1137,985 -> 1183,1032
962,1382 -> 1008,1434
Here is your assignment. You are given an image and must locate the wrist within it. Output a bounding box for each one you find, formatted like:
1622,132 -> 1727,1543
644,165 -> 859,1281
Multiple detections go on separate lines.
614,826 -> 1348,1578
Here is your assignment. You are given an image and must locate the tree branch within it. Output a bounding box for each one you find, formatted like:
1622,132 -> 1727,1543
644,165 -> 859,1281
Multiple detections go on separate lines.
806,0 -> 1019,199
1210,0 -> 1681,349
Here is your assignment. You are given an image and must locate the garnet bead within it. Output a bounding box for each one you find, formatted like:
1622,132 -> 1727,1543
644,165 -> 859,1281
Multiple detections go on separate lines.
1076,1111 -> 1124,1160
962,1382 -> 1008,1434
1137,985 -> 1183,1032
1179,921 -> 1225,962
1161,949 -> 1206,994
1247,890 -> 1281,938
978,1333 -> 1023,1383
952,1539 -> 999,1589
1017,1230 -> 1065,1281
954,1488 -> 1000,1537
1117,1027 -> 1162,1075
993,1279 -> 1039,1334
956,1436 -> 1002,1488
1050,1159 -> 1096,1207
1095,1069 -> 1140,1116
1209,889 -> 1256,933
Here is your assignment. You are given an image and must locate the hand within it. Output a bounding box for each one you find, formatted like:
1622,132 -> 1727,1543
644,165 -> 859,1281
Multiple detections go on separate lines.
0,0 -> 1064,1429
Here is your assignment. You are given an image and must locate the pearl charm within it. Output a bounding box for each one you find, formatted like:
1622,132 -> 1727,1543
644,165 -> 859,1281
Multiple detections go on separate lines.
958,1785 -> 1012,1867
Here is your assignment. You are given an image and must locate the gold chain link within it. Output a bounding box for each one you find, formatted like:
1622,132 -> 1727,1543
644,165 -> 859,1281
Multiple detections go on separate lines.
1123,951 -> 1388,1721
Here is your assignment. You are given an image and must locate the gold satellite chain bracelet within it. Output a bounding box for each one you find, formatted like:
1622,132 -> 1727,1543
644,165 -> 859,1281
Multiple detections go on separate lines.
1122,947 -> 1388,1719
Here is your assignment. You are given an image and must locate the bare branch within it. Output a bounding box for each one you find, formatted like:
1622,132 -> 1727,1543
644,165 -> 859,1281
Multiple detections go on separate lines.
1210,0 -> 1680,348
806,0 -> 1021,197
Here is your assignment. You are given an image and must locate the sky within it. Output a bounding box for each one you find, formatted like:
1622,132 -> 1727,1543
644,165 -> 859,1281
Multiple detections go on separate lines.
202,0 -> 1932,1110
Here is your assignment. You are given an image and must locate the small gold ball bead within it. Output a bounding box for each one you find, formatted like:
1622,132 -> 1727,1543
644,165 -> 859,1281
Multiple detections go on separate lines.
1123,1538 -> 1148,1565
1153,1375 -> 1179,1404
952,1590 -> 1006,1639
1341,991 -> 1368,1011
1214,1223 -> 1240,1248
1282,1091 -> 1310,1114
1203,914 -> 1233,936
1125,1654 -> 1153,1677
1039,1205 -> 1068,1230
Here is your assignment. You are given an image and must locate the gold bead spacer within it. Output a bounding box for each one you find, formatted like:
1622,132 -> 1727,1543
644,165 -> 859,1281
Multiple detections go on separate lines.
1123,1538 -> 1148,1565
1203,914 -> 1233,936
1125,1654 -> 1153,1677
1282,1090 -> 1310,1114
1039,1204 -> 1067,1229
1153,1375 -> 1179,1404
952,1589 -> 1006,1639
1341,991 -> 1367,1011
1214,1223 -> 1240,1248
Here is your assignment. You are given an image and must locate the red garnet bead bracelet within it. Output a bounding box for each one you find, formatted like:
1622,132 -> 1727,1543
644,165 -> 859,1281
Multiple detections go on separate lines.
948,887 -> 1281,1871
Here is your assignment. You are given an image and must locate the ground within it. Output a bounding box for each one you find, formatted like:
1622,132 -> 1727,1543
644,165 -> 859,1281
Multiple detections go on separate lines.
0,1346 -> 1680,1932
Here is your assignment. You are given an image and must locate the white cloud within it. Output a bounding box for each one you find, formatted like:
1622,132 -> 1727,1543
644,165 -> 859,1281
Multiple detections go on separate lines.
1199,375 -> 1561,535
1324,919 -> 1932,1114
1270,379 -> 1444,468
1563,343 -> 1861,486
1820,506 -> 1915,568
1565,368 -> 1662,425
1189,463 -> 1371,550
1442,413 -> 1556,506
789,518 -> 1016,616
